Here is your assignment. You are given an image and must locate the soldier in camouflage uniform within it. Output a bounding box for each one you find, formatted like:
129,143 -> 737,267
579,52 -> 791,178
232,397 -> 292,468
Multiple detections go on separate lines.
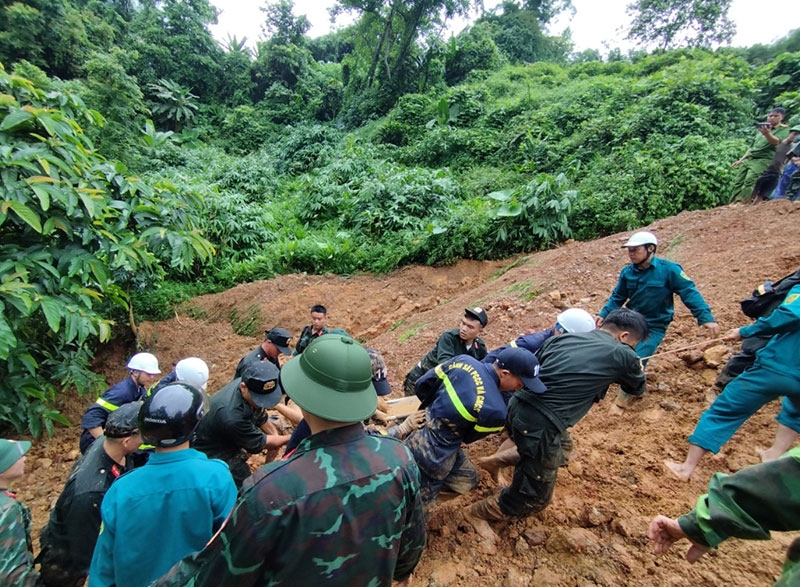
152,333 -> 426,587
37,402 -> 142,587
649,445 -> 800,586
0,438 -> 41,586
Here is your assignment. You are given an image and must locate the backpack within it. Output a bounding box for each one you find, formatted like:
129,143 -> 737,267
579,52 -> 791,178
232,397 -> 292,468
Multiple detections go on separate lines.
740,268 -> 800,319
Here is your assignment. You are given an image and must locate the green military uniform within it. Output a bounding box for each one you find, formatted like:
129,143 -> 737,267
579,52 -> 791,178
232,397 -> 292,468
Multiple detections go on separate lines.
677,445 -> 800,586
151,424 -> 426,586
0,490 -> 40,586
729,124 -> 791,203
404,329 -> 487,396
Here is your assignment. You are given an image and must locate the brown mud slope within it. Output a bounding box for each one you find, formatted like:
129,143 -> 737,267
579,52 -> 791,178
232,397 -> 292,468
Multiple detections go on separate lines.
18,202 -> 800,586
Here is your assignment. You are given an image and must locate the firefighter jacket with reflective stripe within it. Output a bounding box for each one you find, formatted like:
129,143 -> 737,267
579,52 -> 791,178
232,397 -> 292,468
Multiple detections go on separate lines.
80,377 -> 144,432
418,354 -> 511,445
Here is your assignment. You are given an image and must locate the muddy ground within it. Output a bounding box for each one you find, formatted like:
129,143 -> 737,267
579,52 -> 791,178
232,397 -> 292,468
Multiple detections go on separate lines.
15,201 -> 800,586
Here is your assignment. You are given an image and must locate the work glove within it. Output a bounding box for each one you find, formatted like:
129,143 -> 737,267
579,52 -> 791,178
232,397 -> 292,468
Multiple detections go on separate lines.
396,410 -> 426,438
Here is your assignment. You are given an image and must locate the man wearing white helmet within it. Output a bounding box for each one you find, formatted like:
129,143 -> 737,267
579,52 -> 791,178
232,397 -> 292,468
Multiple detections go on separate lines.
483,308 -> 596,365
596,231 -> 719,380
79,352 -> 161,454
151,357 -> 211,396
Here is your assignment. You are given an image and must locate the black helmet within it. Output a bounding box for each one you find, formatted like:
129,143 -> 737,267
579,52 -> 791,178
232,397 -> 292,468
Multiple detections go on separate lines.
139,382 -> 208,448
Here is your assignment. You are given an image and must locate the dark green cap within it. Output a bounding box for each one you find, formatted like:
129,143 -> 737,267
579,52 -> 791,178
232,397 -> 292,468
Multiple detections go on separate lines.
280,334 -> 377,422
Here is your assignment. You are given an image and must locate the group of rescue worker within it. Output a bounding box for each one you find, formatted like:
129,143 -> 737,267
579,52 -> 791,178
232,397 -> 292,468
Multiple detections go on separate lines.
2,230 -> 800,586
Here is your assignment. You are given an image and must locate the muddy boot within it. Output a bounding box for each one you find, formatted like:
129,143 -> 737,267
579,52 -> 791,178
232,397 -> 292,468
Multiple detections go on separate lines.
469,495 -> 509,523
478,447 -> 519,486
464,495 -> 506,551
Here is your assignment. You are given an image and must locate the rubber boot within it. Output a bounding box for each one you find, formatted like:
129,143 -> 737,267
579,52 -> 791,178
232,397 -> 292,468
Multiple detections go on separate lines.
469,494 -> 510,522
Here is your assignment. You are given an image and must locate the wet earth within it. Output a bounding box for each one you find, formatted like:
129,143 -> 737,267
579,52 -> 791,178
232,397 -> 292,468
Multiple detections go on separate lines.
13,201 -> 800,586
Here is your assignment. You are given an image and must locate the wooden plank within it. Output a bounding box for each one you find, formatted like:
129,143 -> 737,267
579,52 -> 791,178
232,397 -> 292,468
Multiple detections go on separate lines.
383,396 -> 421,419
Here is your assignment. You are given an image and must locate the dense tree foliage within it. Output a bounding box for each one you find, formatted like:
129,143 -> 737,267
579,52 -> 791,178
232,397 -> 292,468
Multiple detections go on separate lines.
0,64 -> 213,434
626,0 -> 735,49
1,0 -> 800,433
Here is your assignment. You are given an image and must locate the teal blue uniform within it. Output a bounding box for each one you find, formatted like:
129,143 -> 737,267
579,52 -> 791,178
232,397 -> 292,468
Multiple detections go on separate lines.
688,285 -> 800,453
598,257 -> 715,361
677,445 -> 800,586
88,449 -> 236,587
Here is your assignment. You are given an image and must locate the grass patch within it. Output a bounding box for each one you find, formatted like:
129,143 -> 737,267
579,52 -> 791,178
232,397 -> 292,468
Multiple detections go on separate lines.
399,324 -> 427,342
230,304 -> 264,337
489,255 -> 531,280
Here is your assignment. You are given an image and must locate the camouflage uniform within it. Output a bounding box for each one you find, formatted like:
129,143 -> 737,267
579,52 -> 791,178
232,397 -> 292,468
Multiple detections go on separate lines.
151,423 -> 426,586
677,445 -> 800,586
0,490 -> 41,586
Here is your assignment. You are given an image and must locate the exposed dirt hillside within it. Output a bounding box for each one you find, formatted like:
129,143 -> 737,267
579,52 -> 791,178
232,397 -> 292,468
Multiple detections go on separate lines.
17,201 -> 800,586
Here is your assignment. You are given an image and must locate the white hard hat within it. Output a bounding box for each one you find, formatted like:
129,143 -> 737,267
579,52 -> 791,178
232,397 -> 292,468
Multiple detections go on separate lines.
622,231 -> 657,248
556,308 -> 596,333
175,357 -> 209,391
127,352 -> 161,375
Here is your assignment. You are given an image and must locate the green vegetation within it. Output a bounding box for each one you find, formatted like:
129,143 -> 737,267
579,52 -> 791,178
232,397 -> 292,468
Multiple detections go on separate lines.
0,0 -> 799,433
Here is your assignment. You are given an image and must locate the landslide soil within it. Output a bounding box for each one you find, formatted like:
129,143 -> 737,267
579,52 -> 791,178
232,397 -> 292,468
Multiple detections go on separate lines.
16,202 -> 800,586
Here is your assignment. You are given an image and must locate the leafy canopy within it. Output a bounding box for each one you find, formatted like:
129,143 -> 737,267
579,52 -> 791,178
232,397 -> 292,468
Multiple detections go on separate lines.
626,0 -> 735,49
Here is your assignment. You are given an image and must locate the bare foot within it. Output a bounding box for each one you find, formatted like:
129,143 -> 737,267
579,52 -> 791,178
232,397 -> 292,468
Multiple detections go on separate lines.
609,404 -> 625,416
756,447 -> 782,463
463,510 -> 499,546
664,460 -> 692,481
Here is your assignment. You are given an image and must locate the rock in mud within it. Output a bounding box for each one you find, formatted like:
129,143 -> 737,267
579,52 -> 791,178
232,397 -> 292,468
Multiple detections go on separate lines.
545,528 -> 602,554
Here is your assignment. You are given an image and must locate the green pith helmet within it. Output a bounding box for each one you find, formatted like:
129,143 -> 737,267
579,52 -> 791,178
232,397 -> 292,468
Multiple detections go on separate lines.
280,334 -> 377,422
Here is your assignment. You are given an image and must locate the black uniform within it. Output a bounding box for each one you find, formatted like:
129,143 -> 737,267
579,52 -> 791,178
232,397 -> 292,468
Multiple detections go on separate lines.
234,346 -> 279,379
37,438 -> 133,586
192,379 -> 268,487
403,329 -> 487,396
499,330 -> 646,517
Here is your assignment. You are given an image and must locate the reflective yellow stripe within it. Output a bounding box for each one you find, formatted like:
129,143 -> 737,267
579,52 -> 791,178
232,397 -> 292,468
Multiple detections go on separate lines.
434,364 -> 476,423
509,341 -> 518,348
475,425 -> 504,433
96,398 -> 119,411
138,443 -> 155,450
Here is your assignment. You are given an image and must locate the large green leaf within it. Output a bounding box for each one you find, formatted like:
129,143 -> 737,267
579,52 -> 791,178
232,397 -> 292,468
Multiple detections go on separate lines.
0,109 -> 34,131
38,296 -> 62,333
2,201 -> 42,232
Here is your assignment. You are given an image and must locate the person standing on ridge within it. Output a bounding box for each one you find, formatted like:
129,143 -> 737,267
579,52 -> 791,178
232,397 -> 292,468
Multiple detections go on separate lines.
729,106 -> 790,203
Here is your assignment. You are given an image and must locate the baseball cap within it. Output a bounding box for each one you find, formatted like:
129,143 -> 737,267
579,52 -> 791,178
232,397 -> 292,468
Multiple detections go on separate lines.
0,439 -> 31,475
367,348 -> 391,396
465,307 -> 488,327
266,327 -> 292,355
104,401 -> 142,438
496,347 -> 547,393
280,334 -> 377,422
242,361 -> 282,409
